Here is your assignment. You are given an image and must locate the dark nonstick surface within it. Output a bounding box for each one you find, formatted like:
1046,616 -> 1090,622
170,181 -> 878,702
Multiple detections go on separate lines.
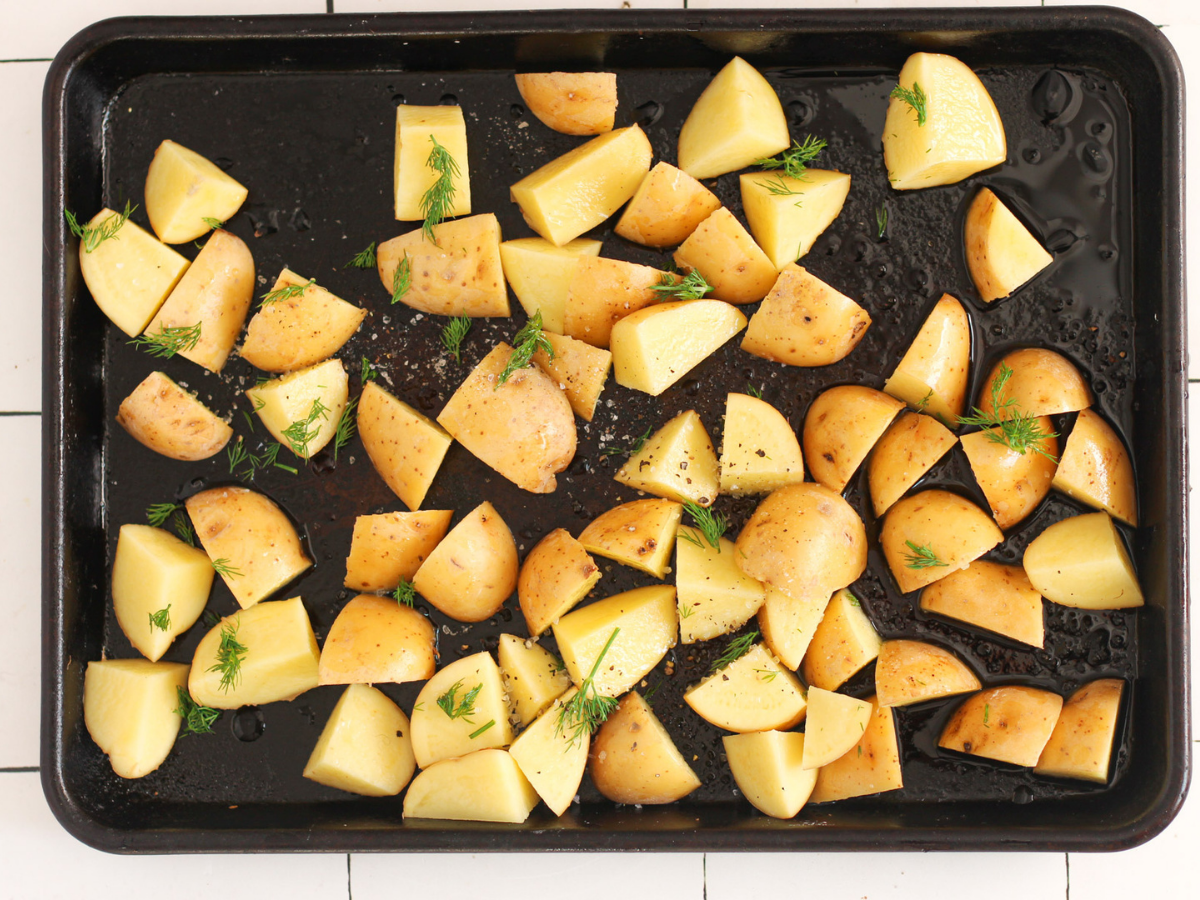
42,8 -> 1187,852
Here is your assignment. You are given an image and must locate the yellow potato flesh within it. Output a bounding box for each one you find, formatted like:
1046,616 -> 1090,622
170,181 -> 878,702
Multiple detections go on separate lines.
510,124 -> 652,246
883,293 -> 971,423
801,688 -> 874,770
412,501 -> 518,623
614,162 -> 721,247
499,237 -> 601,333
684,643 -> 806,733
317,594 -> 436,686
677,56 -> 789,179
758,587 -> 831,671
810,696 -> 903,803
591,691 -> 701,805
393,105 -> 471,220
674,207 -> 777,305
883,52 -> 1006,190
675,527 -> 766,644
719,392 -> 805,496
614,409 -> 720,507
531,331 -> 612,422
144,140 -> 249,243
611,299 -> 748,396
874,639 -> 981,708
343,510 -> 453,592
1052,409 -> 1137,525
509,688 -> 589,816
880,489 -> 1003,593
515,72 -> 617,136
961,421 -> 1058,529
518,528 -> 601,636
409,651 -> 514,769
112,524 -> 214,662
803,384 -> 905,493
801,589 -> 882,691
1022,511 -> 1143,609
188,597 -> 320,709
84,659 -> 188,779
357,381 -> 453,511
403,749 -> 538,824
246,357 -> 348,460
723,731 -> 818,819
965,187 -> 1052,303
497,633 -> 571,729
303,684 -> 415,797
239,269 -> 366,372
1034,679 -> 1124,783
562,256 -> 665,349
868,411 -> 957,516
919,559 -> 1045,648
577,498 -> 683,578
939,686 -> 1063,767
740,169 -> 851,269
978,348 -> 1092,419
115,371 -> 232,462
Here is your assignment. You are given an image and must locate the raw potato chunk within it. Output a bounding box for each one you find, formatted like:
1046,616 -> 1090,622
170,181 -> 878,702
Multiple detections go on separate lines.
675,526 -> 767,644
562,256 -> 665,349
412,502 -> 518,622
1052,409 -> 1137,525
532,331 -> 612,422
740,264 -> 871,367
804,385 -> 905,493
553,585 -> 678,698
112,524 -> 214,662
810,697 -> 903,803
188,597 -> 320,709
719,392 -> 805,496
304,684 -> 416,797
724,731 -> 818,819
740,169 -> 851,269
498,633 -> 571,728
409,651 -> 514,769
116,371 -> 232,462
83,659 -> 189,779
318,594 -> 436,686
883,294 -> 971,423
1022,511 -> 1143,609
404,750 -> 538,824
939,686 -> 1063,767
510,125 -> 653,246
920,560 -> 1045,647
77,209 -> 190,336
883,52 -> 1006,190
240,269 -> 366,372
677,57 -> 789,179
684,643 -> 806,733
961,420 -> 1058,529
393,105 -> 471,220
611,299 -> 748,396
578,499 -> 683,578
615,162 -> 722,247
590,692 -> 701,804
145,230 -> 254,373
185,486 -> 312,609
515,72 -> 617,135
500,237 -> 602,333
801,688 -> 874,770
518,528 -> 602,636
357,381 -> 453,510
509,688 -> 589,816
978,348 -> 1092,419
674,208 -> 777,305
614,410 -> 720,507
144,140 -> 249,243
437,343 -> 576,493
343,510 -> 453,592
868,412 -> 957,516
735,484 -> 867,602
377,214 -> 507,317
1035,679 -> 1124,783
966,187 -> 1052,303
875,639 -> 980,708
801,589 -> 882,692
880,490 -> 1003,594
758,588 -> 831,671
246,358 -> 349,460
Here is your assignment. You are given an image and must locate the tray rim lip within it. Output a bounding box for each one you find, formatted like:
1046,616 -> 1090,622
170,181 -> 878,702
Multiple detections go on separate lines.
40,5 -> 1189,854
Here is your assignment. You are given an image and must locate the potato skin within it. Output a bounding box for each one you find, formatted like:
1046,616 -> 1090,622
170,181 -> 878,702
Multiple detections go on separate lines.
674,207 -> 776,305
357,381 -> 452,511
868,412 -> 957,516
965,187 -> 1052,303
1052,409 -> 1137,525
874,639 -> 981,708
318,594 -> 436,686
577,499 -> 682,578
803,385 -> 905,493
809,696 -> 903,803
518,528 -> 601,636
116,371 -> 232,461
590,692 -> 701,804
939,686 -> 1063,767
614,162 -> 721,247
412,502 -> 519,623
879,489 -> 1003,593
343,510 -> 453,592
239,269 -> 366,372
919,559 -> 1044,647
1034,679 -> 1124,782
562,256 -> 664,349
960,419 -> 1058,529
979,348 -> 1092,419
514,72 -> 617,135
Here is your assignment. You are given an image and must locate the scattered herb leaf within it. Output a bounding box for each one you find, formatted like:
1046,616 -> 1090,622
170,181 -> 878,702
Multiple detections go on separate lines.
361,356 -> 379,382
211,558 -> 243,579
956,363 -> 1058,460
208,621 -> 247,693
437,680 -> 482,722
260,278 -> 314,306
876,205 -> 888,239
650,269 -> 713,301
64,201 -> 136,253
709,631 -> 759,675
391,253 -> 412,304
556,627 -> 622,748
755,135 -> 827,180
468,719 -> 496,740
332,396 -> 358,461
174,686 -> 220,736
890,82 -> 929,126
747,383 -> 763,400
148,605 -> 172,632
128,322 -> 202,359
346,241 -> 377,269
393,579 -> 416,607
902,540 -> 947,570
599,425 -> 653,459
420,135 -> 460,244
497,310 -> 553,387
281,397 -> 331,458
202,217 -> 225,232
441,315 -> 472,363
683,501 -> 727,551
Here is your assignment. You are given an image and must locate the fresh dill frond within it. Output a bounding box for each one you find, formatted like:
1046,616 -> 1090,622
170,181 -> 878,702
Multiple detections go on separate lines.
211,558 -> 244,579
468,719 -> 496,740
242,410 -> 256,433
128,322 -> 202,359
747,383 -> 763,400
956,363 -> 1058,460
146,502 -> 182,528
391,253 -> 412,304
202,609 -> 221,628
207,621 -> 248,693
441,315 -> 472,363
332,396 -> 358,461
64,201 -> 136,253
202,217 -> 225,232
651,270 -> 713,301
420,135 -> 460,244
709,630 -> 759,675
227,439 -> 256,479
762,175 -> 803,205
172,510 -> 196,546
393,578 -> 416,607
903,540 -> 947,570
890,82 -> 928,126
642,680 -> 662,705
174,686 -> 220,736
281,397 -> 331,458
876,205 -> 888,239
755,135 -> 827,180
916,388 -> 934,412
983,702 -> 991,727
437,680 -> 482,722
361,356 -> 379,382
260,278 -> 314,306
678,604 -> 694,619
262,441 -> 298,474
148,605 -> 172,632
683,501 -> 727,550
346,241 -> 377,269
599,425 -> 653,459
754,668 -> 778,683
497,310 -> 553,387
555,627 -> 621,748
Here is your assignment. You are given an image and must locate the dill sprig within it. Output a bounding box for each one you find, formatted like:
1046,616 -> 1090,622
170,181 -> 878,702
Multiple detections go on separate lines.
916,389 -> 934,412
679,501 -> 728,551
678,604 -> 694,619
421,136 -> 461,244
361,357 -> 378,382
391,253 -> 412,304
650,270 -> 713,301
556,627 -> 621,748
497,311 -> 554,387
228,438 -> 298,479
64,201 -> 136,253
129,322 -> 202,359
436,680 -> 482,722
754,668 -> 778,683
957,363 -> 1058,461
146,502 -> 182,529
709,630 -> 759,675
599,426 -> 653,459
207,621 -> 247,693
332,396 -> 358,461
260,440 -> 299,474
469,720 -> 496,740
202,217 -> 225,232
747,383 -> 763,400
281,397 -> 331,458
441,316 -> 472,363
755,135 -> 827,180
346,241 -> 377,269
148,605 -> 171,632
891,82 -> 928,126
174,686 -> 220,736
172,510 -> 196,546
393,579 -> 416,607
876,205 -> 888,239
903,540 -> 947,570
211,558 -> 243,579
260,278 -> 314,306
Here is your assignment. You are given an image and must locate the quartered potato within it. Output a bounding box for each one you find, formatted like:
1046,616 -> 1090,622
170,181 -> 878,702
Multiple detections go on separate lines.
531,331 -> 612,422
965,187 -> 1052,303
758,587 -> 831,671
740,169 -> 851,269
343,509 -> 453,592
303,684 -> 416,797
883,293 -> 971,423
393,105 -> 471,220
674,207 -> 777,305
84,659 -> 189,779
675,526 -> 766,644
961,420 -> 1058,530
590,691 -> 701,805
977,348 -> 1092,419
412,502 -> 519,622
809,696 -> 904,803
357,381 -> 453,511
577,498 -> 683,578
800,687 -> 874,770
868,411 -> 957,516
801,588 -> 881,692
518,528 -> 601,636
500,236 -> 602,333
144,140 -> 249,243
240,269 -> 366,372
939,686 -> 1063,767
614,161 -> 721,247
1034,679 -> 1124,783
515,72 -> 617,135
1052,409 -> 1137,525
116,371 -> 232,461
562,256 -> 665,349
509,688 -> 589,816
719,392 -> 806,496
409,651 -> 514,769
317,594 -> 436,686
498,633 -> 571,729
404,749 -> 538,824
611,299 -> 747,396
880,489 -> 1003,593
724,731 -> 818,819
874,639 -> 981,708
803,385 -> 905,493
614,409 -> 720,507
919,559 -> 1045,648
1022,511 -> 1143,609
684,643 -> 806,733
246,357 -> 349,460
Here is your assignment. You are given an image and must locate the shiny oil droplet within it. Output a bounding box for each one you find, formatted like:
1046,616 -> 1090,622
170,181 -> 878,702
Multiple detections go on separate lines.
232,707 -> 266,742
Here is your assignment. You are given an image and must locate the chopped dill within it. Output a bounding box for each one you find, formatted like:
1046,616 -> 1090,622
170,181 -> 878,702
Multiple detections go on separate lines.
556,627 -> 621,749
890,82 -> 928,126
709,631 -> 759,675
148,605 -> 171,633
441,315 -> 472,363
497,310 -> 553,387
207,621 -> 247,693
64,201 -> 135,253
128,322 -> 202,359
346,241 -> 377,269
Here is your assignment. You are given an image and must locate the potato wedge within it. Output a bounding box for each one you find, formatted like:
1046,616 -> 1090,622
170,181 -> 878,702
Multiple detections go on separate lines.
144,140 -> 248,243
185,485 -> 312,609
590,691 -> 701,804
801,688 -> 874,770
393,105 -> 471,220
966,187 -> 1052,303
919,560 -> 1044,647
880,489 -> 1003,593
758,587 -> 831,671
498,633 -> 571,728
1034,679 -> 1124,783
116,371 -> 232,461
515,72 -> 617,135
246,358 -> 348,460
868,412 -> 957,516
318,594 -> 436,686
500,237 -> 602,333
939,686 -> 1063,767
684,642 -> 806,733
809,696 -> 903,803
1052,409 -> 1137,525
343,510 -> 453,592
239,269 -> 366,372
740,264 -> 871,367
614,162 -> 721,247
674,207 -> 777,305
510,125 -> 653,246
724,731 -> 818,819
409,651 -> 514,768
804,385 -> 905,493
961,420 -> 1058,529
614,409 -> 720,507
801,588 -> 881,692
719,392 -> 805,496
412,501 -> 518,622
740,169 -> 851,269
883,293 -> 971,423
531,331 -> 612,421
1022,511 -> 1143,609
978,348 -> 1092,419
577,498 -> 682,578
676,526 -> 766,644
875,639 -> 980,708
84,659 -> 189,779
562,256 -> 665,348
404,749 -> 538,824
509,688 -> 589,816
518,528 -> 602,636
303,684 -> 415,797
437,343 -> 576,493
357,381 -> 453,510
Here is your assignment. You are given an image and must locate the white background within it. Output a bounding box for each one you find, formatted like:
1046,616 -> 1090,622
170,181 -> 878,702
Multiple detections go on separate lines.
0,1 -> 1192,897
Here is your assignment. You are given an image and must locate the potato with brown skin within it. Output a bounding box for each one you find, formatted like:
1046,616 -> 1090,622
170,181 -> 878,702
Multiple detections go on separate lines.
239,269 -> 366,372
614,162 -> 722,247
1052,409 -> 1137,525
437,343 -> 576,494
965,187 -> 1053,303
357,381 -> 453,511
673,207 -> 777,305
343,510 -> 453,592
883,293 -> 971,423
518,528 -> 601,636
879,489 -> 1003,594
317,594 -> 436,686
920,560 -> 1045,647
412,502 -> 518,623
1034,679 -> 1124,783
590,692 -> 701,805
978,348 -> 1092,419
514,72 -> 617,135
961,420 -> 1058,529
874,640 -> 981,708
531,331 -> 612,421
804,385 -> 906,493
809,696 -> 903,803
939,686 -> 1063,767
116,371 -> 232,461
801,589 -> 881,691
868,412 -> 957,516
562,256 -> 665,348
577,499 -> 682,578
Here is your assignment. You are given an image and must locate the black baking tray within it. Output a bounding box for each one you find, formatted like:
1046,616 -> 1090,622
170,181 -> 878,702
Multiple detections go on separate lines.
42,7 -> 1188,853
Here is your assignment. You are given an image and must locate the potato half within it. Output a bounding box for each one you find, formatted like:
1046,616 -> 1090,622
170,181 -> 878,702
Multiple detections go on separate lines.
1022,511 -> 1143,609
978,348 -> 1092,419
684,643 -> 806,733
961,420 -> 1058,530
614,409 -> 720,507
393,105 -> 471,221
84,659 -> 189,779
919,559 -> 1045,648
412,501 -> 519,622
868,411 -> 957,516
498,633 -> 571,729
719,392 -> 806,496
303,684 -> 415,797
740,169 -> 851,269
809,696 -> 903,803
1052,409 -> 1137,525
880,489 -> 1003,593
800,687 -> 874,770
240,269 -> 366,372
883,293 -> 971,424
965,187 -> 1052,303
317,594 -> 436,686
939,686 -> 1063,767
357,381 -> 453,511
246,357 -> 349,460
116,371 -> 232,461
562,256 -> 665,349
614,162 -> 721,247
804,385 -> 905,493
144,140 -> 249,243
515,72 -> 617,135
509,687 -> 589,816
674,207 -> 777,305
577,498 -> 683,578
531,331 -> 612,422
1034,679 -> 1124,783
724,731 -> 818,819
800,588 -> 881,692
343,509 -> 453,592
590,691 -> 701,804
611,299 -> 747,396
499,237 -> 602,334
874,639 -> 980,708
675,526 -> 766,644
409,651 -> 514,769
403,749 -> 538,824
758,587 -> 831,671
518,528 -> 602,636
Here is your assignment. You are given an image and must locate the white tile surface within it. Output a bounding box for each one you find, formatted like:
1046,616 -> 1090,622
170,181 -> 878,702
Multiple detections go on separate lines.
336,1 -> 683,12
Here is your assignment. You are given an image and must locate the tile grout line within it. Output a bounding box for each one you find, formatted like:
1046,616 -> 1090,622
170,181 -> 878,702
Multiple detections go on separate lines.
346,854 -> 352,900
702,852 -> 707,900
0,411 -> 40,417
0,58 -> 52,64
1064,852 -> 1070,900
0,767 -> 38,773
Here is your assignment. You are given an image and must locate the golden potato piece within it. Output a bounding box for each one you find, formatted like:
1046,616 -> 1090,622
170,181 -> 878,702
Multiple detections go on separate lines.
1034,679 -> 1124,783
532,331 -> 612,422
144,140 -> 248,243
303,684 -> 415,797
919,560 -> 1044,648
590,691 -> 701,804
674,207 -> 776,305
343,510 -> 453,592
724,730 -> 818,819
412,502 -> 518,623
317,594 -> 436,686
84,659 -> 188,779
562,256 -> 665,349
966,187 -> 1052,303
1052,409 -> 1137,525
393,105 -> 471,221
615,409 -> 720,507
740,169 -> 851,269
875,639 -> 981,708
684,642 -> 806,733
883,293 -> 971,423
719,392 -> 806,496
961,420 -> 1058,529
518,528 -> 601,636
578,498 -> 682,578
804,385 -> 905,493
515,72 -> 617,135
801,588 -> 881,692
498,633 -> 571,728
500,237 -> 601,334
809,696 -> 903,803
868,412 -> 957,516
675,527 -> 766,644
978,348 -> 1092,419
239,269 -> 366,373
758,587 -> 831,671
409,651 -> 513,769
246,358 -> 348,460
615,162 -> 722,247
509,688 -> 589,816
357,381 -> 453,511
1022,511 -> 1143,609
404,750 -> 538,824
800,687 -> 873,770
880,489 -> 1003,594
939,686 -> 1063,767
116,371 -> 232,461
